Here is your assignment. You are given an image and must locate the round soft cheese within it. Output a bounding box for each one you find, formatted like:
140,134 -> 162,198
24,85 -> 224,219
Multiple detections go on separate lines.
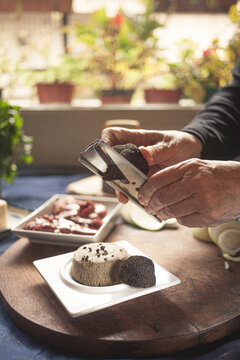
71,242 -> 129,286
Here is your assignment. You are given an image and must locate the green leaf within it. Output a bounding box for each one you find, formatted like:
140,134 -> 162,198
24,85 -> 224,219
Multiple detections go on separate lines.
20,154 -> 33,164
67,2 -> 164,90
0,100 -> 33,183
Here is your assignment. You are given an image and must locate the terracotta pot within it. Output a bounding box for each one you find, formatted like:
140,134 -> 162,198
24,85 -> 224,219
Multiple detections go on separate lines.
0,0 -> 72,12
100,89 -> 134,104
36,83 -> 74,104
144,88 -> 182,104
155,0 -> 234,13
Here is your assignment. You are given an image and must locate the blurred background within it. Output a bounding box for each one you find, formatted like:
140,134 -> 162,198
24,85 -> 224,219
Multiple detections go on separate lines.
0,0 -> 239,176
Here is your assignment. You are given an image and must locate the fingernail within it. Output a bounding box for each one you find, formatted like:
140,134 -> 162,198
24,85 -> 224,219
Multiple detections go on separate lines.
146,208 -> 153,215
138,196 -> 144,205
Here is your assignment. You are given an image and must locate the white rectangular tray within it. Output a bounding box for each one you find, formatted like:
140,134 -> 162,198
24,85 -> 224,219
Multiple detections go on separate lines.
34,240 -> 181,317
12,194 -> 122,246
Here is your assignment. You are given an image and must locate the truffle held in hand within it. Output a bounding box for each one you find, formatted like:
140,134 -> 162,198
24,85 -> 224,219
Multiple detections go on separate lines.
102,143 -> 149,182
119,255 -> 156,288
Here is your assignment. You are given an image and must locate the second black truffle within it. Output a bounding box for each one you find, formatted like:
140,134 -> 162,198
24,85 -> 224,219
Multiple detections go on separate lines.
119,255 -> 156,288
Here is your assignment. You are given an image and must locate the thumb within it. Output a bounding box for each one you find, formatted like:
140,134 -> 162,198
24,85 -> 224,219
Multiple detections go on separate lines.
140,144 -> 163,166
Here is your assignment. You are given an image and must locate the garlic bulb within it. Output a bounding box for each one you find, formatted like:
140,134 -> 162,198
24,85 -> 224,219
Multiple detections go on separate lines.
208,221 -> 240,262
192,227 -> 212,242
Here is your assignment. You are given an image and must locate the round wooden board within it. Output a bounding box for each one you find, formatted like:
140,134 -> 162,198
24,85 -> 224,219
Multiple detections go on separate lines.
0,223 -> 240,357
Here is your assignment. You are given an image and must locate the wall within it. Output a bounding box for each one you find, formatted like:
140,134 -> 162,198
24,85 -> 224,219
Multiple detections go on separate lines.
20,105 -> 202,172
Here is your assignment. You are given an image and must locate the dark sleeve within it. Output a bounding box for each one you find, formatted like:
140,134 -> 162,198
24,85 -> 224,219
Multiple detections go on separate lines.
182,58 -> 240,160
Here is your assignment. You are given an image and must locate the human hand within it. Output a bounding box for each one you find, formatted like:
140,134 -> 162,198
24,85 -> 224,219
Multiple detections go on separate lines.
101,127 -> 203,203
101,128 -> 203,170
138,159 -> 240,227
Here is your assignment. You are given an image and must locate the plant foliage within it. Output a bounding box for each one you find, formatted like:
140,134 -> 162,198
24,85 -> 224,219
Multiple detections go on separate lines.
0,100 -> 33,183
70,0 -> 163,90
23,54 -> 88,86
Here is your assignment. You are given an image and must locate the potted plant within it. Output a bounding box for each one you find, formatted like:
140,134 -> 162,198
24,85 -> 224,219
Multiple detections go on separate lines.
145,2 -> 238,104
193,40 -> 233,102
69,1 -> 163,104
159,38 -> 232,104
23,54 -> 87,104
200,4 -> 240,103
0,100 -> 33,196
144,87 -> 182,104
143,39 -> 198,103
164,39 -> 205,103
143,63 -> 183,103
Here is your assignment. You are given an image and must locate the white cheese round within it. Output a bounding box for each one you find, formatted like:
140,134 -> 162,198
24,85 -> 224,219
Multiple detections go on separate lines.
71,242 -> 129,286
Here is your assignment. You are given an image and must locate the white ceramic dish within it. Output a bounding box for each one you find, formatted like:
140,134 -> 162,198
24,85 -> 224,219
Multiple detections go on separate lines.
33,240 -> 181,317
12,194 -> 122,246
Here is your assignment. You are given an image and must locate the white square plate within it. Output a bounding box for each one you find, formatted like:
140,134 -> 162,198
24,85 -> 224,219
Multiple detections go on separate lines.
12,194 -> 122,246
33,241 -> 181,317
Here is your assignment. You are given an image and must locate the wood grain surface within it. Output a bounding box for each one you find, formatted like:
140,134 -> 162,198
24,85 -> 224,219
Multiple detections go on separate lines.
66,175 -> 114,197
0,223 -> 240,357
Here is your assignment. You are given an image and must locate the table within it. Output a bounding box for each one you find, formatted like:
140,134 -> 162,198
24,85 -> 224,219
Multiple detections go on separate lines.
1,175 -> 240,360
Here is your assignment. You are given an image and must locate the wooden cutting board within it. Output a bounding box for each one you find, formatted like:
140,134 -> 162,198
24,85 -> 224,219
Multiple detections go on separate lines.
0,223 -> 240,357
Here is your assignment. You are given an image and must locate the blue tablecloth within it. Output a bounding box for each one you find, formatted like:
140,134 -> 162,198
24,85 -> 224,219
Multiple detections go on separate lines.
1,175 -> 240,360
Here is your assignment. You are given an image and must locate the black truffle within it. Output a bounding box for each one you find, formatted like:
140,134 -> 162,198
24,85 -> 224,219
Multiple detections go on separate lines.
119,255 -> 156,288
102,164 -> 126,182
102,143 -> 149,182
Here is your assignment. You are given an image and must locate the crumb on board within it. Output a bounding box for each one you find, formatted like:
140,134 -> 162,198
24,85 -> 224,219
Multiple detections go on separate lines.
224,261 -> 230,270
224,261 -> 233,272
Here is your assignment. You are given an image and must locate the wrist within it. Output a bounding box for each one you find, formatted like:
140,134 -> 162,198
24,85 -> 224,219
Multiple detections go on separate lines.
184,132 -> 203,158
